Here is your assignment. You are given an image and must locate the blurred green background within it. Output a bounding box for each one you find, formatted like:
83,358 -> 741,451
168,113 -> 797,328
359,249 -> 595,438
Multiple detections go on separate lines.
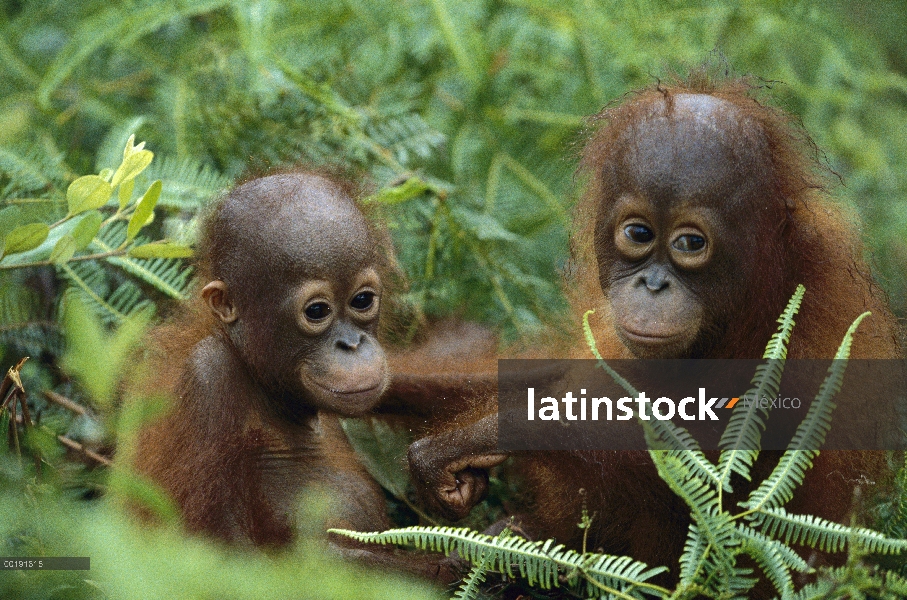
1,0 -> 906,598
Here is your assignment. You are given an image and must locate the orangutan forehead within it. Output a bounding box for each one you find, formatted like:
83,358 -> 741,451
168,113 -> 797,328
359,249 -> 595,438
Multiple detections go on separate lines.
220,173 -> 375,279
613,93 -> 771,209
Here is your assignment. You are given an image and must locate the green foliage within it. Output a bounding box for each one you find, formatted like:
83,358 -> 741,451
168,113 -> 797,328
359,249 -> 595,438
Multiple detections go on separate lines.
335,289 -> 907,599
5,0 -> 904,340
791,547 -> 907,600
717,284 -> 805,490
332,524 -> 669,599
0,1 -> 906,598
340,417 -> 413,502
0,291 -> 439,600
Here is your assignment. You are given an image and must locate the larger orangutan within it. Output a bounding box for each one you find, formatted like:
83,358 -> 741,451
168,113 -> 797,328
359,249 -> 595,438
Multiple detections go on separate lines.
405,72 -> 902,579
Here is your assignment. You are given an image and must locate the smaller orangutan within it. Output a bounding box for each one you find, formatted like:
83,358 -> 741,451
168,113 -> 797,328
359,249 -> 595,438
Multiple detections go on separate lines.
131,171 -> 439,574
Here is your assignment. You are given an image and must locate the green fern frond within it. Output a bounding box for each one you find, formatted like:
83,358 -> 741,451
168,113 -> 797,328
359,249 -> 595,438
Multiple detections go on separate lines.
144,155 -> 231,210
677,523 -> 758,597
762,284 -> 805,360
366,114 -> 446,166
92,223 -> 194,299
736,524 -> 804,599
58,263 -> 152,324
453,560 -> 490,600
329,525 -> 668,597
583,309 -> 721,487
453,528 -> 508,600
649,453 -> 737,581
792,564 -> 907,600
717,284 -> 805,492
677,525 -> 708,584
745,311 -> 870,512
751,507 -> 907,555
736,524 -> 811,573
36,0 -> 234,109
0,284 -> 60,355
0,145 -> 64,193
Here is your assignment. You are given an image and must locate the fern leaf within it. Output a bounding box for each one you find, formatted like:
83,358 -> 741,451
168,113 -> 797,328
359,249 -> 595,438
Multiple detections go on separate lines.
58,262 -> 152,324
736,524 -> 805,599
677,525 -> 708,585
37,0 -> 234,109
92,223 -> 194,299
745,311 -> 870,511
0,285 -> 60,355
583,309 -> 721,487
678,524 -> 760,597
736,524 -> 811,573
144,155 -> 231,210
329,525 -> 667,596
0,145 -> 57,191
453,528 -> 508,600
649,453 -> 737,578
717,284 -> 804,492
751,507 -> 907,555
366,114 -> 445,166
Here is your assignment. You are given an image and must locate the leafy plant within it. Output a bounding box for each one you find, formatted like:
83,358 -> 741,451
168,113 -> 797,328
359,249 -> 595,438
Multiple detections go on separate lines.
0,2 -> 905,598
0,296 -> 439,600
332,286 -> 907,599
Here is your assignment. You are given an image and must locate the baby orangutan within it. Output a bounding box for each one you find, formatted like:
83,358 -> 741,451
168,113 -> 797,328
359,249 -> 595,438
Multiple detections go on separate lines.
133,172 -> 443,577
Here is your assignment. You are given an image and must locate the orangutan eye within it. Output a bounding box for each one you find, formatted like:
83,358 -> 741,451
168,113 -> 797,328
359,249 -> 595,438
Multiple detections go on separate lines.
304,303 -> 331,321
624,224 -> 654,244
350,292 -> 375,310
672,234 -> 706,252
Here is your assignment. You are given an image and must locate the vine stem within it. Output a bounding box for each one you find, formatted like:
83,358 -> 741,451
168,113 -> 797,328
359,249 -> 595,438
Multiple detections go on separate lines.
0,249 -> 127,270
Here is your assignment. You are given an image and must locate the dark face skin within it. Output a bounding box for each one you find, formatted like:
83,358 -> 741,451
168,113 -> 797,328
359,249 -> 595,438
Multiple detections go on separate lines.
596,94 -> 775,358
202,174 -> 388,418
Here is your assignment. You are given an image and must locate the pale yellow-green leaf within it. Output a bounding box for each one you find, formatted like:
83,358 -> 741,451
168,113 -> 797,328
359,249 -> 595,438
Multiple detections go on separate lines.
3,222 -> 50,256
128,241 -> 193,259
67,175 -> 113,216
111,149 -> 153,188
71,211 -> 103,250
122,134 -> 146,158
50,234 -> 77,264
127,180 -> 162,241
118,178 -> 135,209
98,168 -> 114,182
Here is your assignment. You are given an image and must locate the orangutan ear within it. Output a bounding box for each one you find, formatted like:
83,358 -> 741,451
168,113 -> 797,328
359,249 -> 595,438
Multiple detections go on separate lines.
201,281 -> 238,324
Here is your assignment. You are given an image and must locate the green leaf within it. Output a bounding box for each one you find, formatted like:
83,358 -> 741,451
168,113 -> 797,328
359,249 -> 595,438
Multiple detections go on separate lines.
455,209 -> 518,242
4,222 -> 50,256
62,292 -> 152,408
49,234 -> 77,264
111,149 -> 153,188
0,206 -> 24,242
122,133 -> 145,158
67,175 -> 113,216
340,417 -> 412,498
363,177 -> 429,205
98,167 -> 113,182
118,178 -> 135,209
71,211 -> 103,250
127,180 -> 162,241
128,242 -> 193,259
